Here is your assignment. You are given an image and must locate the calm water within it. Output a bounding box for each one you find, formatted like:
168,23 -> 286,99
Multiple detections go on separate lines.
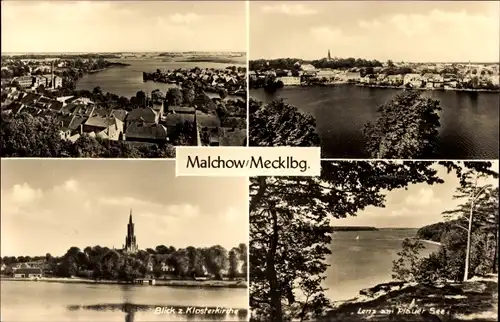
325,229 -> 440,301
251,86 -> 500,159
0,281 -> 248,321
76,59 -> 245,98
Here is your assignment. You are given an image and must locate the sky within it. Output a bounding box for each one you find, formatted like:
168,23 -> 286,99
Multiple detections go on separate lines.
335,161 -> 499,228
1,160 -> 248,257
1,1 -> 246,53
250,1 -> 500,62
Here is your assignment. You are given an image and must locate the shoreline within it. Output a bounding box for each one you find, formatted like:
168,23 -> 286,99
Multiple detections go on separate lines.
420,239 -> 443,246
1,277 -> 248,288
264,83 -> 499,93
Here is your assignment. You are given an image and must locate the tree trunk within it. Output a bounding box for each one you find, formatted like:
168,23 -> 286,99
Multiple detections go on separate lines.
464,200 -> 475,281
493,211 -> 499,274
266,208 -> 282,322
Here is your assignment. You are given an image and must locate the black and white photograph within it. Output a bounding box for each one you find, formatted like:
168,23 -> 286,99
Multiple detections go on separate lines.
0,159 -> 249,321
249,1 -> 500,159
0,1 -> 247,158
249,161 -> 498,321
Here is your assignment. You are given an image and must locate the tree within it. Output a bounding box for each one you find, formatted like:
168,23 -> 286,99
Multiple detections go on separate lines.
392,238 -> 425,282
228,248 -> 239,279
442,170 -> 497,280
249,99 -> 320,147
387,60 -> 395,68
166,88 -> 183,107
249,161 -> 473,321
182,87 -> 195,105
248,97 -> 498,321
0,113 -> 71,157
363,90 -> 441,159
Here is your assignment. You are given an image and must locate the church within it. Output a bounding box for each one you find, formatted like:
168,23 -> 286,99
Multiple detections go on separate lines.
122,210 -> 139,254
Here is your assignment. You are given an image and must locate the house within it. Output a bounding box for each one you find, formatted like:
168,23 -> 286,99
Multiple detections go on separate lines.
33,75 -> 47,88
299,64 -> 316,71
60,103 -> 82,115
126,107 -> 159,127
14,76 -> 33,88
152,103 -> 164,119
277,76 -> 300,86
109,109 -> 128,122
83,116 -> 124,140
125,122 -> 168,144
402,74 -> 421,88
53,76 -> 62,88
19,93 -> 41,106
1,263 -> 6,272
14,268 -> 43,278
71,97 -> 94,105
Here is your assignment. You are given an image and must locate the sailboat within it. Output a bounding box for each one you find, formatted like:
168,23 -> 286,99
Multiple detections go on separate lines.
356,234 -> 360,240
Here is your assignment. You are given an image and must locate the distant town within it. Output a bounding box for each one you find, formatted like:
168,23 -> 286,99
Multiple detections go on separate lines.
1,210 -> 248,287
0,53 -> 247,157
250,50 -> 500,92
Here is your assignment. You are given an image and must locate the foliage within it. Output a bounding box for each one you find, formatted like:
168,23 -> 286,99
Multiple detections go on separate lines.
166,88 -> 183,107
363,90 -> 441,159
0,113 -> 175,158
249,57 -> 383,71
393,170 -> 499,285
3,243 -> 248,282
249,99 -> 320,147
0,113 -> 71,157
391,238 -> 426,282
249,161 -> 463,321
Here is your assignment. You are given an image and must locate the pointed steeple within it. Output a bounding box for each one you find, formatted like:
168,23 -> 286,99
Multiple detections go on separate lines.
129,209 -> 133,224
327,49 -> 332,61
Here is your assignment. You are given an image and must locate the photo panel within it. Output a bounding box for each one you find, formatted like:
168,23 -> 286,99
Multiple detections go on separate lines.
0,1 -> 248,158
0,159 -> 249,321
249,160 -> 499,321
249,1 -> 500,159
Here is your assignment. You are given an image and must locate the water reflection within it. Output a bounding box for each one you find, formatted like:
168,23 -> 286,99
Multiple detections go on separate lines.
67,303 -> 248,321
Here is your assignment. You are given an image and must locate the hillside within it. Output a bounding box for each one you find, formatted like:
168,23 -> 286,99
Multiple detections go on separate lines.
320,275 -> 498,322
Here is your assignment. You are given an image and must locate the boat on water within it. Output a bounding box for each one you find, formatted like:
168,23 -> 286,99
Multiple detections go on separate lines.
356,234 -> 360,240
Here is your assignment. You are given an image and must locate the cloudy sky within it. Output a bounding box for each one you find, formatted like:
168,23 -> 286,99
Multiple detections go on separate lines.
250,1 -> 500,62
1,1 -> 246,53
335,162 -> 499,228
1,160 -> 248,257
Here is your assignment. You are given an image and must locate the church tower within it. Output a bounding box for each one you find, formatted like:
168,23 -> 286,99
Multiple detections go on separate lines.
327,49 -> 332,61
123,209 -> 138,254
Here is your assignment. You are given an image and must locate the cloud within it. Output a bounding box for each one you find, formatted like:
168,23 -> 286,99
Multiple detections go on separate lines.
405,188 -> 440,206
10,183 -> 43,205
261,3 -> 317,16
358,19 -> 382,30
169,13 -> 200,24
310,26 -> 343,42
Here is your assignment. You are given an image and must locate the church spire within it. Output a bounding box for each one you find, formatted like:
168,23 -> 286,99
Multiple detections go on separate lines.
327,49 -> 332,61
129,209 -> 133,224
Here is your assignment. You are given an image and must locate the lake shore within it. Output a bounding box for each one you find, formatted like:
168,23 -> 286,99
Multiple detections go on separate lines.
278,82 -> 499,92
1,277 -> 248,288
420,239 -> 443,246
320,274 -> 498,321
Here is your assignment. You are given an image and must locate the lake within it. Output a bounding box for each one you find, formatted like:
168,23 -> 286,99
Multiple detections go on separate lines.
76,59 -> 246,99
325,229 -> 440,302
250,86 -> 500,159
0,281 -> 248,321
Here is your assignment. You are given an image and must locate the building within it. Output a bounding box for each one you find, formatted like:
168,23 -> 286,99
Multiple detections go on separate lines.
14,268 -> 43,278
122,210 -> 139,254
14,76 -> 34,88
327,49 -> 332,61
